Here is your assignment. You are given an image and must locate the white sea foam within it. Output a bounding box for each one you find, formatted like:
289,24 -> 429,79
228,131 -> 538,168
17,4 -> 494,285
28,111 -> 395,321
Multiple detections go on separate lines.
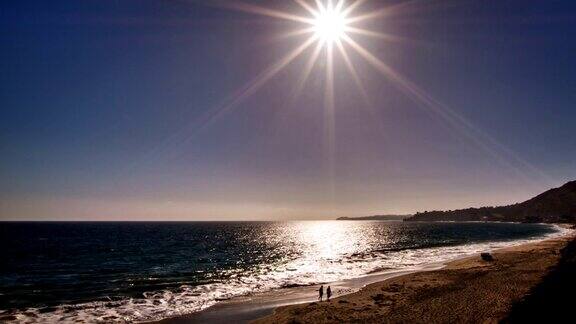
2,224 -> 572,323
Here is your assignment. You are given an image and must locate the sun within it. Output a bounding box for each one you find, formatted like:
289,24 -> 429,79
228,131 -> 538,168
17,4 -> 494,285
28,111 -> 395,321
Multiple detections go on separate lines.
180,1 -> 536,194
312,5 -> 348,44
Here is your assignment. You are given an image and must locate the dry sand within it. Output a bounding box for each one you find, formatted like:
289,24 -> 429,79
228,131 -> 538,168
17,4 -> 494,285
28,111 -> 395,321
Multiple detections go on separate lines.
253,235 -> 573,324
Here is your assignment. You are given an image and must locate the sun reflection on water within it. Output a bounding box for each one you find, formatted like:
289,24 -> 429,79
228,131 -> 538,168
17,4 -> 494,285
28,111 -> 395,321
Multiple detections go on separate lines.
295,221 -> 370,260
271,221 -> 391,281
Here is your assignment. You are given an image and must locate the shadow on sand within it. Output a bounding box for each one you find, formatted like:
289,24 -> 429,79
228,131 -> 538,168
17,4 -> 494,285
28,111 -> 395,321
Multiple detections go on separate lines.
504,233 -> 576,323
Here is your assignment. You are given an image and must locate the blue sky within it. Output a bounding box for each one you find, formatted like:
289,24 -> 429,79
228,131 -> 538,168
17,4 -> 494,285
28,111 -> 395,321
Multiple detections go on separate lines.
1,0 -> 575,220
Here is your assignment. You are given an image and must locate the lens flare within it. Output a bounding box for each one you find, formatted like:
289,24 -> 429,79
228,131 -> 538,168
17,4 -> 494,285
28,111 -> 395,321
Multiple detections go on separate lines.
168,0 -> 552,188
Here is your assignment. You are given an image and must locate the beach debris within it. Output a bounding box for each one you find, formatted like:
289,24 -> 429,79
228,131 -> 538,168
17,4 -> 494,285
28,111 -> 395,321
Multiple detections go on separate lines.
481,252 -> 494,261
371,294 -> 385,305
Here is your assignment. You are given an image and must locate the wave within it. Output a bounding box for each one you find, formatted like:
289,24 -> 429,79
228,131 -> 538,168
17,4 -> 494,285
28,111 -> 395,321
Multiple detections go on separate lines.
1,224 -> 571,323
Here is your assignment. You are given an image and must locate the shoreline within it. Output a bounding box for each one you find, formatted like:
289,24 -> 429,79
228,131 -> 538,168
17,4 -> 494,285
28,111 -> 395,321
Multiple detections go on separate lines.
152,267 -> 442,324
254,232 -> 575,324
152,224 -> 573,324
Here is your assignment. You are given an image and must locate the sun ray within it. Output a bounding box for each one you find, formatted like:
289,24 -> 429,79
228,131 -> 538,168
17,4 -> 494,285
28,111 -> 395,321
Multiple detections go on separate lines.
130,35 -> 318,168
315,0 -> 326,13
191,35 -> 318,132
341,0 -> 367,17
275,26 -> 316,40
345,0 -> 423,24
334,38 -> 396,149
294,0 -> 319,16
213,1 -> 313,24
334,39 -> 372,108
344,26 -> 414,44
324,40 -> 337,198
342,34 -> 552,184
334,0 -> 345,12
293,40 -> 324,98
148,0 -> 552,188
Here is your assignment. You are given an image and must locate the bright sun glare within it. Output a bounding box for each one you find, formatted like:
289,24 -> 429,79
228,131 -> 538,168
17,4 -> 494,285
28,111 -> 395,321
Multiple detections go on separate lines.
192,1 -> 539,196
312,5 -> 348,43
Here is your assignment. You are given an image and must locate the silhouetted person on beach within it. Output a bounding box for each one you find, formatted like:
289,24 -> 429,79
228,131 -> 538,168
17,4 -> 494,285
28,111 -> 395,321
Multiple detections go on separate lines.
318,285 -> 324,301
326,286 -> 332,301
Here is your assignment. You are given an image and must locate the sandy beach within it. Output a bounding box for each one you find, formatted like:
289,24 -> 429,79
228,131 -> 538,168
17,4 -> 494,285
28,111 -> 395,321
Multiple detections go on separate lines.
154,229 -> 574,324
255,234 -> 574,324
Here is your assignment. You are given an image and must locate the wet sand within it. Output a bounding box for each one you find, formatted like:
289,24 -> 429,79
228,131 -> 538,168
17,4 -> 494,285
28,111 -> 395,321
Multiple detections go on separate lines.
155,232 -> 573,324
154,266 -> 444,324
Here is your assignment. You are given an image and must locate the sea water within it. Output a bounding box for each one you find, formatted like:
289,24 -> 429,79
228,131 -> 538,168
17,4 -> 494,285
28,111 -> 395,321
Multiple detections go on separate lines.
0,221 -> 569,322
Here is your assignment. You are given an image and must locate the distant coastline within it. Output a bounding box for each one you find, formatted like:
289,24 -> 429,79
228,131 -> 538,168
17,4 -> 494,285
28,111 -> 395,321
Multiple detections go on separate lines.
344,180 -> 576,224
336,214 -> 412,221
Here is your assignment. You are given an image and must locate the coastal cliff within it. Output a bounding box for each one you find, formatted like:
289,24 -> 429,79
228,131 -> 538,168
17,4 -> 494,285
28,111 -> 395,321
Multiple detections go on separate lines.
405,181 -> 576,223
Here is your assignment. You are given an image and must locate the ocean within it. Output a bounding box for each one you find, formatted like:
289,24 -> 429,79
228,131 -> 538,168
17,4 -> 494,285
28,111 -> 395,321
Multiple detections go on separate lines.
0,221 -> 568,322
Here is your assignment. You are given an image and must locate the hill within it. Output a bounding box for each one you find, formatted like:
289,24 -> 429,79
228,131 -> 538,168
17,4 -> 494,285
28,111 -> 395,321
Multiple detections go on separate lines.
337,214 -> 411,221
405,180 -> 576,223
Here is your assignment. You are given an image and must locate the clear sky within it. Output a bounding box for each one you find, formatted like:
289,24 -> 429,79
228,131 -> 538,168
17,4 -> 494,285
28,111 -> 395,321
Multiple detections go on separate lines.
1,0 -> 575,220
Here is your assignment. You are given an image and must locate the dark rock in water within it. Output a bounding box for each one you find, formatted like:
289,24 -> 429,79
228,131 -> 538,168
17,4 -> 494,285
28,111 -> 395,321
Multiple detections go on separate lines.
481,252 -> 494,261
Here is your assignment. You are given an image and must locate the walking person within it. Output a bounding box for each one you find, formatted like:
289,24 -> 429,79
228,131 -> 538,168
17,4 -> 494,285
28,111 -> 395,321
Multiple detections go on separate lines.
326,286 -> 332,301
318,285 -> 324,301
